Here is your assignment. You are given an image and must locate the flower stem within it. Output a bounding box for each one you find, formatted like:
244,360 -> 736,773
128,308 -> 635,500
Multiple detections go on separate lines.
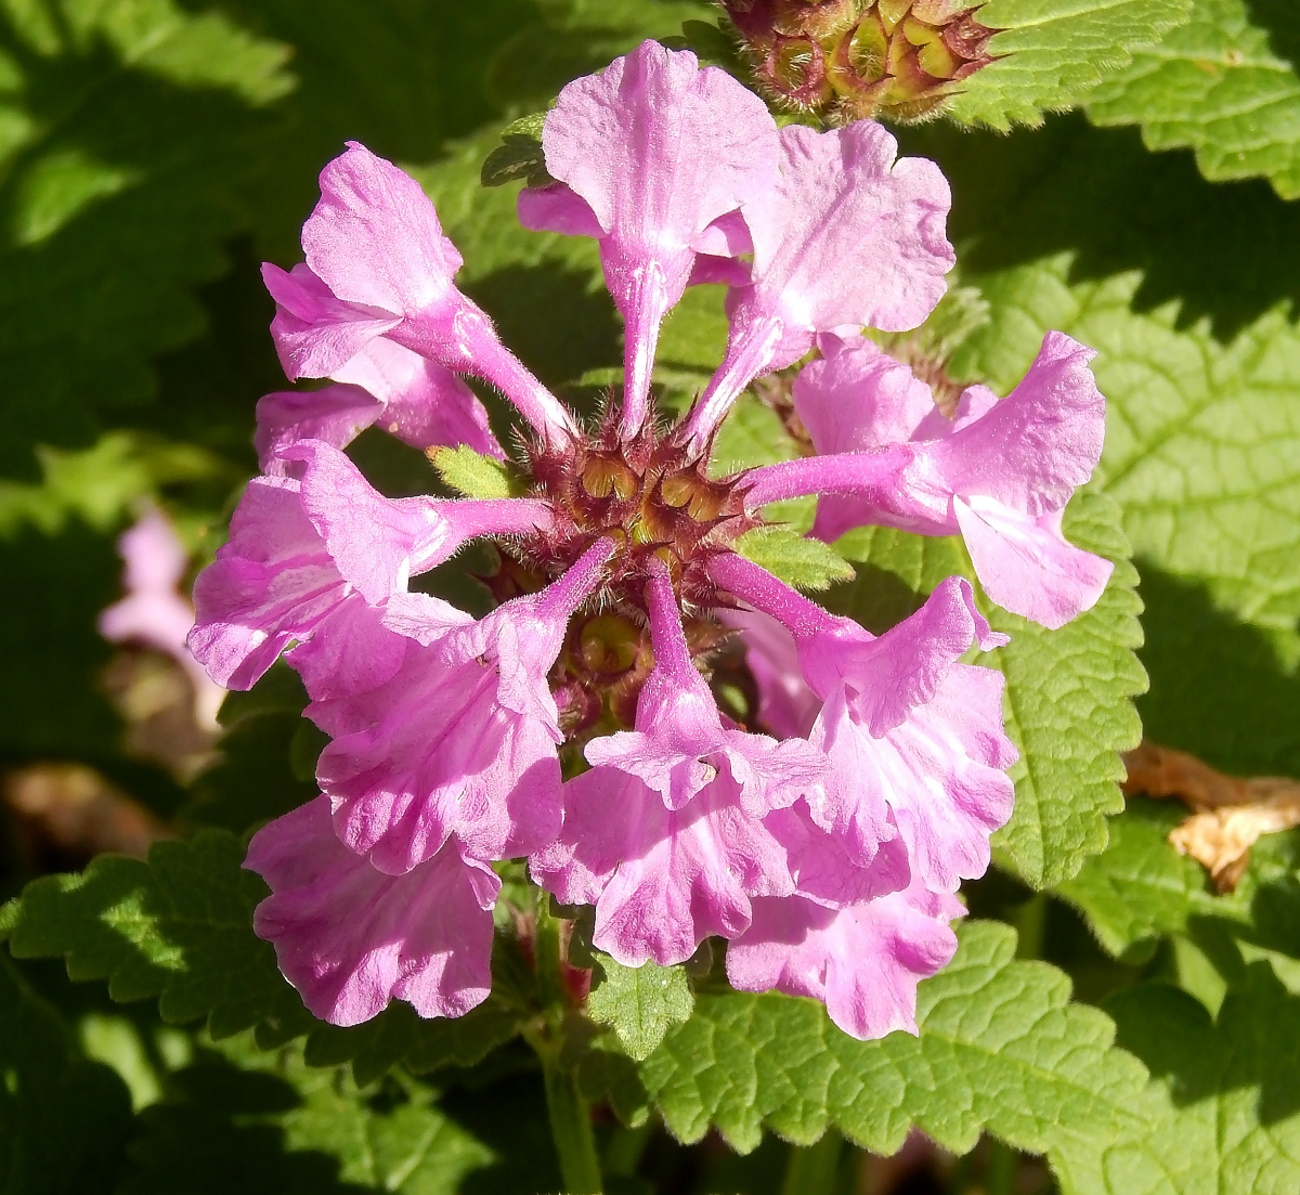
780,1128 -> 844,1195
528,890 -> 603,1194
537,1041 -> 603,1194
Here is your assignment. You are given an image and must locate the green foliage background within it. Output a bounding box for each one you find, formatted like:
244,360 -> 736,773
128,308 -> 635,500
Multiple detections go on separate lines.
1,0 -> 1299,1192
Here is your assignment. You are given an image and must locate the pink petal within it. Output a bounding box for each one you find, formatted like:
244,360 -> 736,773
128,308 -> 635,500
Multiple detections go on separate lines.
247,797 -> 498,1026
318,621 -> 563,874
256,384 -> 384,474
536,40 -> 779,431
186,473 -> 415,696
722,609 -> 821,740
832,663 -> 1016,891
540,40 -> 778,307
794,335 -> 937,452
315,545 -> 612,873
726,879 -> 964,1040
303,142 -> 464,316
953,498 -> 1113,629
589,558 -> 828,814
331,337 -> 503,459
284,441 -> 452,604
533,763 -> 794,967
798,576 -> 1004,736
263,262 -> 400,380
516,182 -> 604,238
933,331 -> 1105,516
741,122 -> 953,340
764,802 -> 909,908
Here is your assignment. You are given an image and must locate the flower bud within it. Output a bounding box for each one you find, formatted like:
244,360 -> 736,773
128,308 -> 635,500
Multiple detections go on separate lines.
720,0 -> 997,123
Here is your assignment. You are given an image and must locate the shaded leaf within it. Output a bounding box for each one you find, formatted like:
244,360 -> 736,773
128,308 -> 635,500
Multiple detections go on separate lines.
1087,0 -> 1300,199
481,112 -> 552,188
1055,970 -> 1300,1194
0,831 -> 312,1040
0,954 -> 133,1194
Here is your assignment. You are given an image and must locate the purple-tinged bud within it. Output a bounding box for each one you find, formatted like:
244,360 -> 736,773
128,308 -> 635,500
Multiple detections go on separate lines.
720,0 -> 998,123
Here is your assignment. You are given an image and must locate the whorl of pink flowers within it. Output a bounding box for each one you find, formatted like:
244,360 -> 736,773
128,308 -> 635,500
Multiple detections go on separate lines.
189,41 -> 1111,1040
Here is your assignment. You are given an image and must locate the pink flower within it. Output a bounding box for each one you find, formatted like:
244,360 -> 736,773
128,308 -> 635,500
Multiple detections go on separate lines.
203,41 -> 1107,1037
747,331 -> 1113,628
256,337 -> 501,473
519,39 -> 779,436
532,560 -> 829,965
679,120 -> 954,451
314,540 -> 611,874
247,797 -> 498,1025
264,144 -> 575,446
727,876 -> 965,1040
99,509 -> 225,727
188,440 -> 550,696
713,556 -> 1016,892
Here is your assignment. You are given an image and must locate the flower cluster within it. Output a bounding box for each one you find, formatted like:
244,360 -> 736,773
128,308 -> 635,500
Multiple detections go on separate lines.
190,41 -> 1109,1040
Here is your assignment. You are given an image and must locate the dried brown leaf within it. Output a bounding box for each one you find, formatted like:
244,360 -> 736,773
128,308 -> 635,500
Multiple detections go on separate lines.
1122,740 -> 1300,891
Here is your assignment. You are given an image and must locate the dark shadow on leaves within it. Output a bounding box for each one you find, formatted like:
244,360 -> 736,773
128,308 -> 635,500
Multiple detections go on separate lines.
434,1059 -> 567,1195
5,831 -> 313,1041
0,6 -> 280,478
118,1060 -> 370,1195
0,520 -> 122,760
171,0 -> 539,255
900,112 -> 1300,343
1107,963 -> 1300,1124
819,559 -> 930,634
466,261 -> 623,398
1245,0 -> 1300,70
1135,563 -> 1300,778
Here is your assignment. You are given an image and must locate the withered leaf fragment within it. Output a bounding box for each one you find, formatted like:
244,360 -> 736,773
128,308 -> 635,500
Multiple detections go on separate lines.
1122,741 -> 1300,892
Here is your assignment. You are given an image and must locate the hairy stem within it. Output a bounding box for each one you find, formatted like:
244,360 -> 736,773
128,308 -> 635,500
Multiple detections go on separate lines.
528,892 -> 603,1194
537,1042 -> 603,1194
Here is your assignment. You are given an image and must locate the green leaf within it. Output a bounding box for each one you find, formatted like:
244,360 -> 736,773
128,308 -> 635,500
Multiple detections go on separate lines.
0,829 -> 530,1084
0,955 -> 133,1194
117,1039 -> 506,1195
0,0 -> 292,477
481,112 -> 553,188
587,954 -> 694,1062
430,445 -> 526,500
637,921 -> 1152,1162
936,117 -> 1300,642
1054,969 -> 1300,1195
828,493 -> 1146,889
1086,0 -> 1300,199
484,0 -> 712,113
0,831 -> 312,1040
1055,798 -> 1226,957
734,526 -> 855,592
1057,796 -> 1300,962
942,0 -> 1192,131
984,494 -> 1147,887
302,998 -> 523,1087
